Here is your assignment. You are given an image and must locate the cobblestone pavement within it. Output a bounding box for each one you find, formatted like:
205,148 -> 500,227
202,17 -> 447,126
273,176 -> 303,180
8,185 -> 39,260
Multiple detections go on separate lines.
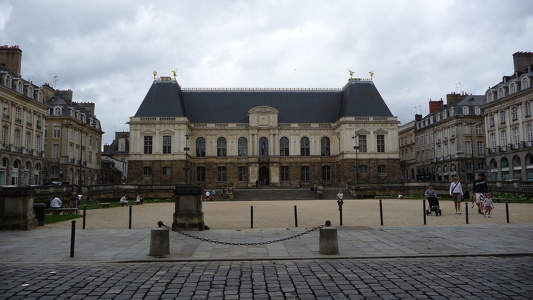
1,256 -> 532,299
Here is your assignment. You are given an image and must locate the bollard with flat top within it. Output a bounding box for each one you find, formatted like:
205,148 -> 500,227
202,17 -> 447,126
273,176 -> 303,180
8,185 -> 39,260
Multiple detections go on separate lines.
319,220 -> 339,255
149,223 -> 170,256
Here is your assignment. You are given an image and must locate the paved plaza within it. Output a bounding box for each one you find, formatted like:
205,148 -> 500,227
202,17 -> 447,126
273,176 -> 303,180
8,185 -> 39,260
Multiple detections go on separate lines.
1,200 -> 532,299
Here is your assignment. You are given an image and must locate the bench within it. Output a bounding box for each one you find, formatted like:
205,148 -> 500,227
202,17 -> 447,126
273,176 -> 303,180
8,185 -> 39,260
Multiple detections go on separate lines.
98,203 -> 111,208
45,208 -> 79,215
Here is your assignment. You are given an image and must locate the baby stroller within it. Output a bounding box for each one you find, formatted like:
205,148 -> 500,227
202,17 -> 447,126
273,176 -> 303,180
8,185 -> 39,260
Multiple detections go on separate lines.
426,197 -> 442,216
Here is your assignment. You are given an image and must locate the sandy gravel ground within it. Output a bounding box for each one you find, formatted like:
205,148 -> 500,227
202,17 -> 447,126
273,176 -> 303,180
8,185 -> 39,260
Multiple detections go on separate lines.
40,199 -> 533,231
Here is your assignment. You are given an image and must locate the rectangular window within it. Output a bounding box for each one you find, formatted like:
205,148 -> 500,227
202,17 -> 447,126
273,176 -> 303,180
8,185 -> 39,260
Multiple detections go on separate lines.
301,166 -> 310,181
477,141 -> 484,156
525,102 -> 531,117
358,135 -> 367,153
35,135 -> 41,154
238,166 -> 247,182
52,144 -> 59,161
513,128 -> 520,145
144,136 -> 153,154
53,126 -> 60,138
465,141 -> 472,156
322,166 -> 331,181
378,165 -> 386,173
377,135 -> 385,152
280,138 -> 289,156
489,114 -> 495,127
512,107 -> 518,121
196,167 -> 205,182
280,166 -> 289,181
162,136 -> 171,154
1,127 -> 7,149
143,167 -> 152,175
217,166 -> 227,182
500,111 -> 506,124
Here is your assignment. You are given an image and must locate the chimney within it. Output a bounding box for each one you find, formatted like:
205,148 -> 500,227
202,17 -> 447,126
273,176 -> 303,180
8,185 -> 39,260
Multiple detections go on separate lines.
42,83 -> 55,102
415,114 -> 422,121
446,93 -> 461,107
429,99 -> 444,114
513,52 -> 533,72
55,89 -> 73,103
0,45 -> 22,76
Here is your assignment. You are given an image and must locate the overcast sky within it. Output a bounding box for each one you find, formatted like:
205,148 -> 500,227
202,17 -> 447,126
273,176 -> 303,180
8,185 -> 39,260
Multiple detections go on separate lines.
1,0 -> 532,146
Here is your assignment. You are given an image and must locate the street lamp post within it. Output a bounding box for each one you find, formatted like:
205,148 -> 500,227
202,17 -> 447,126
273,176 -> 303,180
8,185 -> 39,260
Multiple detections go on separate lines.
184,133 -> 190,185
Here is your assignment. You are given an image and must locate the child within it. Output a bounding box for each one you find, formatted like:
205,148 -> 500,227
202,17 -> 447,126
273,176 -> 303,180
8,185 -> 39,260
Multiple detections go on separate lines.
482,193 -> 495,218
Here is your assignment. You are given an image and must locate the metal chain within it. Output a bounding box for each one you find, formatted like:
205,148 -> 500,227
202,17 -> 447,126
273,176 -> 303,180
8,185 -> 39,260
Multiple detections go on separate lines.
159,222 -> 324,246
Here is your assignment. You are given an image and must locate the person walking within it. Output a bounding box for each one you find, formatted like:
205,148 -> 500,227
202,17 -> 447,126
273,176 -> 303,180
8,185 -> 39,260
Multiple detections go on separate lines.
473,173 -> 489,214
337,189 -> 344,210
483,193 -> 495,218
449,177 -> 463,214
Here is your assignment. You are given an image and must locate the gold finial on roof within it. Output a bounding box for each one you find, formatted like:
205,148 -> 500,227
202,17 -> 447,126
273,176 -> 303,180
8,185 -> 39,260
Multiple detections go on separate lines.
172,70 -> 177,79
369,70 -> 374,80
153,70 -> 157,79
349,70 -> 354,79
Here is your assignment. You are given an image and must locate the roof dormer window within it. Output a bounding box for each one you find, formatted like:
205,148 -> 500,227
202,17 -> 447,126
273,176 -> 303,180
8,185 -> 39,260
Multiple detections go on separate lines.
463,107 -> 469,115
54,107 -> 62,116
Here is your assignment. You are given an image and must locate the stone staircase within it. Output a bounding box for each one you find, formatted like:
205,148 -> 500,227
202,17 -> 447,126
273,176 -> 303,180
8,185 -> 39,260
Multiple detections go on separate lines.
230,187 -> 343,201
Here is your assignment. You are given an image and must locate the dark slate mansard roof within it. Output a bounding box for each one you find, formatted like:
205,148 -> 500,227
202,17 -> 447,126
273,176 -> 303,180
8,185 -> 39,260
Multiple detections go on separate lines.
133,77 -> 393,123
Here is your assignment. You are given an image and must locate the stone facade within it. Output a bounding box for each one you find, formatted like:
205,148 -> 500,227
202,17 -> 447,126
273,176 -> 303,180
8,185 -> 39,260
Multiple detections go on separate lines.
113,75 -> 400,188
483,52 -> 533,181
0,46 -> 48,186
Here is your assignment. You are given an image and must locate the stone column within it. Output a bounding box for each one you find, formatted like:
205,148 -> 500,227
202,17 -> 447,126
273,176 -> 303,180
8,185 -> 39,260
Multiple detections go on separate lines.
172,185 -> 204,231
0,187 -> 38,230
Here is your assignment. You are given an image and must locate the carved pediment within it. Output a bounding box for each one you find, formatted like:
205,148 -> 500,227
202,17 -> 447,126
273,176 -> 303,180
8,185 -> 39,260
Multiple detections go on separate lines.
248,106 -> 278,127
355,129 -> 371,135
374,129 -> 388,135
248,106 -> 279,115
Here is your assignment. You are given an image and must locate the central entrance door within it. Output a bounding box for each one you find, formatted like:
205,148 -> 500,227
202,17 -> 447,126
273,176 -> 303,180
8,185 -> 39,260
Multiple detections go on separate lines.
259,166 -> 269,185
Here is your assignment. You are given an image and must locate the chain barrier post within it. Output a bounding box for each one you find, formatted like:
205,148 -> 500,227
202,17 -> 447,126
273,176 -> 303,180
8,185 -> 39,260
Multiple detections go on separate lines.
423,199 -> 426,225
465,202 -> 469,224
70,220 -> 76,257
82,205 -> 86,229
379,199 -> 384,226
505,201 -> 510,223
294,205 -> 298,227
250,206 -> 253,228
129,205 -> 132,229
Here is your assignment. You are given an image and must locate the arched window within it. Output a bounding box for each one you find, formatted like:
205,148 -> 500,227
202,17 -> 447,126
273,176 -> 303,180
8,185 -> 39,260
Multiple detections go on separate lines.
321,137 -> 330,156
280,137 -> 289,156
300,137 -> 310,156
463,107 -> 469,115
238,137 -> 247,157
522,76 -> 530,89
196,137 -> 205,157
217,137 -> 227,157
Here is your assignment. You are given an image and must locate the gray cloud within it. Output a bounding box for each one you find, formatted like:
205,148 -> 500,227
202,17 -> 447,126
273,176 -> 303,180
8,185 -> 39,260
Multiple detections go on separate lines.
1,0 -> 532,145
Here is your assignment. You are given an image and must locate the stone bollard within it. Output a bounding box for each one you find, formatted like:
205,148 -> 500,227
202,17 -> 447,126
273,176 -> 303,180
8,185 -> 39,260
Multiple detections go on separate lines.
149,228 -> 170,256
319,226 -> 339,255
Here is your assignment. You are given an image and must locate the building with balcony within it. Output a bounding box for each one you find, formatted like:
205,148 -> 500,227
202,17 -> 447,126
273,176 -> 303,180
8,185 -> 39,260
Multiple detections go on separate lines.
0,45 -> 48,186
483,52 -> 533,181
111,74 -> 400,188
413,94 -> 486,183
43,87 -> 104,185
